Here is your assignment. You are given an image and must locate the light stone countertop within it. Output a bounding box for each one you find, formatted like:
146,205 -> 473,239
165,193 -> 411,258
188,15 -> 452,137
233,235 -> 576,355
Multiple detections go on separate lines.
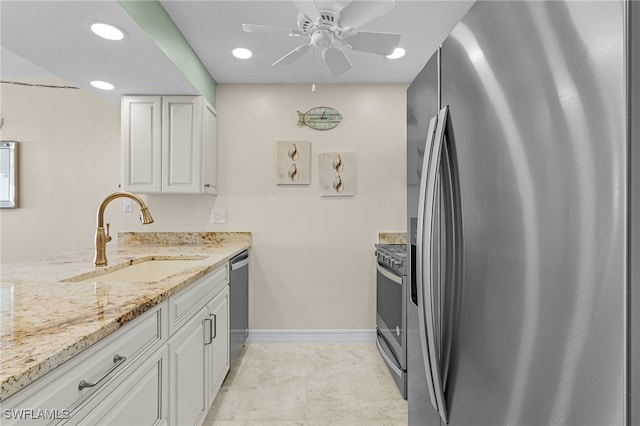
378,232 -> 407,245
0,232 -> 251,401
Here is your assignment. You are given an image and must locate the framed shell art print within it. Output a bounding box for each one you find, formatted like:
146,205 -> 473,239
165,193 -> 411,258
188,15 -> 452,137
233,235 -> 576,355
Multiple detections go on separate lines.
276,140 -> 311,185
319,152 -> 356,197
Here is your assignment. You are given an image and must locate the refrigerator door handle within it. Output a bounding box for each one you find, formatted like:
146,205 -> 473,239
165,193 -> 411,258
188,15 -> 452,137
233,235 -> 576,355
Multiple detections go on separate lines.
439,106 -> 464,398
416,114 -> 440,416
420,106 -> 453,424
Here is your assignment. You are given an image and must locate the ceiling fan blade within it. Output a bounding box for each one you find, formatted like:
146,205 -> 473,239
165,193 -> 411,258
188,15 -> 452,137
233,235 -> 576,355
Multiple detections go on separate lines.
322,46 -> 352,77
272,44 -> 312,66
242,23 -> 298,35
293,0 -> 321,22
346,31 -> 401,56
339,0 -> 396,29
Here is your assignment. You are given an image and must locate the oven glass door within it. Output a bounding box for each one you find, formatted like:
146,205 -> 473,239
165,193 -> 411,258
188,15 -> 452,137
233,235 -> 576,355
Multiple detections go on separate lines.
376,262 -> 405,368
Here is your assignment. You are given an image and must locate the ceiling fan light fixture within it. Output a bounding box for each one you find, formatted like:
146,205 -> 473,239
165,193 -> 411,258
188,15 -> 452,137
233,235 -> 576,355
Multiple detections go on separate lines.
90,80 -> 115,91
232,48 -> 253,59
387,48 -> 406,59
90,22 -> 125,41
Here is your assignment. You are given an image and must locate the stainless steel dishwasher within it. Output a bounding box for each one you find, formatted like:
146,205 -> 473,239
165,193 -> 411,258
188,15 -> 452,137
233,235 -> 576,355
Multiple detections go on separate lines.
229,250 -> 249,367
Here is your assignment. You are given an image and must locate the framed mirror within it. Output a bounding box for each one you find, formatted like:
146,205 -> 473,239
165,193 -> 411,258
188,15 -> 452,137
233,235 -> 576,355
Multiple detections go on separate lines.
0,141 -> 18,208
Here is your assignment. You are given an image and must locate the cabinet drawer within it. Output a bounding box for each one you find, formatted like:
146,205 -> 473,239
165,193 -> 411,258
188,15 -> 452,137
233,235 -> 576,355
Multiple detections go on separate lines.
169,264 -> 228,335
1,302 -> 167,425
71,346 -> 169,426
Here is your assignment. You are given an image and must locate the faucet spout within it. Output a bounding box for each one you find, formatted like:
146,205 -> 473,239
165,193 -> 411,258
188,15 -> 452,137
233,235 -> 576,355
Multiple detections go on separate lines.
94,191 -> 154,267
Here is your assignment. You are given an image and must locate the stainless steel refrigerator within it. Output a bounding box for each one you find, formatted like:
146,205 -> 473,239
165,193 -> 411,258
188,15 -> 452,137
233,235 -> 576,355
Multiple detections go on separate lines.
406,1 -> 639,425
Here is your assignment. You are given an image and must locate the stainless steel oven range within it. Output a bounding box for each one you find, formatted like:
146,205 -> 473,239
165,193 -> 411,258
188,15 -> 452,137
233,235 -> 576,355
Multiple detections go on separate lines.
375,243 -> 407,399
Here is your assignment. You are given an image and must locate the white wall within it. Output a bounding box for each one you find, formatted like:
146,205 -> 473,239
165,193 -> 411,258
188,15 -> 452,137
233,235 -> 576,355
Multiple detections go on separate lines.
1,82 -> 407,330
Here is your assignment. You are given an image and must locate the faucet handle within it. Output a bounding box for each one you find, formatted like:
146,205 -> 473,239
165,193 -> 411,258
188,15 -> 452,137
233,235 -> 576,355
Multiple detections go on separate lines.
105,223 -> 112,243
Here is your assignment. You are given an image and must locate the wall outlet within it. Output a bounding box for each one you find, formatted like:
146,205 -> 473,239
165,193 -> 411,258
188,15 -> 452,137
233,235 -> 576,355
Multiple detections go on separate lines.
211,209 -> 226,224
123,198 -> 133,213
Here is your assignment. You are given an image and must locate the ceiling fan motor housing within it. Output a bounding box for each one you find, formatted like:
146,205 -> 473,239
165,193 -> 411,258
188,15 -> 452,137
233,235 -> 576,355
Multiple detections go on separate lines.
311,30 -> 334,48
298,10 -> 345,48
297,10 -> 339,32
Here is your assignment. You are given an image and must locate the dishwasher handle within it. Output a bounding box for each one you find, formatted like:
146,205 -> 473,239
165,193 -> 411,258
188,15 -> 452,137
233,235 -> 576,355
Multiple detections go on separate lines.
230,251 -> 249,271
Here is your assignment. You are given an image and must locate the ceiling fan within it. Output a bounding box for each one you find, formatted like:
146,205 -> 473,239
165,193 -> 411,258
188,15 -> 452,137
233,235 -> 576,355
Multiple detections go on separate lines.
242,0 -> 401,77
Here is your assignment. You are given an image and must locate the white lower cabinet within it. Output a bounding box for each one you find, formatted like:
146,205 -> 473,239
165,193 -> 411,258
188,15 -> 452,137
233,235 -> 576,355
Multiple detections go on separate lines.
206,288 -> 229,406
0,302 -> 167,426
169,271 -> 230,426
1,263 -> 231,426
169,306 -> 208,426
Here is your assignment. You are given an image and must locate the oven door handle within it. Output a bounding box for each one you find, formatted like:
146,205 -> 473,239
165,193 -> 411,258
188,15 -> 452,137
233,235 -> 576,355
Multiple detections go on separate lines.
376,337 -> 403,377
376,263 -> 402,285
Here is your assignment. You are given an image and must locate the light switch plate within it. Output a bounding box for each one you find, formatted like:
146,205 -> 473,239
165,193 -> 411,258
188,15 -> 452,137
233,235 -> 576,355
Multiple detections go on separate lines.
211,209 -> 226,224
123,199 -> 133,213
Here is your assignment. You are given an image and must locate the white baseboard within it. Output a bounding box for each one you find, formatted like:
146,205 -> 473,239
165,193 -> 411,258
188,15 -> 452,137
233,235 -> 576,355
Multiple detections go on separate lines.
247,329 -> 376,343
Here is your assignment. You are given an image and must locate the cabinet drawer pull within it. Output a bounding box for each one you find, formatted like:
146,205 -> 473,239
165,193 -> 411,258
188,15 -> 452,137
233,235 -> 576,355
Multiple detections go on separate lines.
78,354 -> 126,390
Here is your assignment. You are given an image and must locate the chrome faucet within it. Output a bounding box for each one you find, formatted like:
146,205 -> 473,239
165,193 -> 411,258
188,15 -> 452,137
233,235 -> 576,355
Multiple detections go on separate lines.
94,191 -> 154,267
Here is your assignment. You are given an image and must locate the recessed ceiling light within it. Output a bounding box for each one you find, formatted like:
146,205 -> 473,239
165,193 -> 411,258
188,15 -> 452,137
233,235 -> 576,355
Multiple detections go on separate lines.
90,22 -> 125,41
90,80 -> 115,91
232,48 -> 252,59
387,48 -> 406,59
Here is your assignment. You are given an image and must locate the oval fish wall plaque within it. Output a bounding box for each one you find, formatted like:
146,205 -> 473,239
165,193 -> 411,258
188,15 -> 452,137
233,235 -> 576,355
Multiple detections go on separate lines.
297,107 -> 343,130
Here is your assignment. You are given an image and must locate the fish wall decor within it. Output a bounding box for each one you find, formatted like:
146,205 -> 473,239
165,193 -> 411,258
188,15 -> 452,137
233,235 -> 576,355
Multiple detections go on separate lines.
297,107 -> 343,130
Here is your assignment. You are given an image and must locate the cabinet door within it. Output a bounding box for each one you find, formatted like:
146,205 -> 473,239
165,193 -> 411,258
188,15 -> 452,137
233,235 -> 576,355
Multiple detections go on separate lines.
76,347 -> 169,426
207,286 -> 229,405
169,306 -> 208,426
162,96 -> 202,193
122,96 -> 162,193
201,101 -> 218,195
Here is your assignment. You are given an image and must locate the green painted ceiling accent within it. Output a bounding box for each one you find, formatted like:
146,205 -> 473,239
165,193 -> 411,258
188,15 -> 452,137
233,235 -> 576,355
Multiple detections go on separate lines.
119,0 -> 217,107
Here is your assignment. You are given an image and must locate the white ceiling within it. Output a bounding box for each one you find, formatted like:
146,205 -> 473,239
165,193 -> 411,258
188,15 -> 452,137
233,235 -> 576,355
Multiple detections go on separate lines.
0,0 -> 473,105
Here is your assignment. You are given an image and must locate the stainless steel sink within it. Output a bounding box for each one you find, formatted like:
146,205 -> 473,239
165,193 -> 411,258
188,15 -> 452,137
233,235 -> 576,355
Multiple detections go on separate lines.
63,258 -> 205,283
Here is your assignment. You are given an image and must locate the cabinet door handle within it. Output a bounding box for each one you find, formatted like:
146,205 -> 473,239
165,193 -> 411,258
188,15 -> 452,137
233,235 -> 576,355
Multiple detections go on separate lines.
204,318 -> 214,345
78,354 -> 126,390
211,313 -> 217,339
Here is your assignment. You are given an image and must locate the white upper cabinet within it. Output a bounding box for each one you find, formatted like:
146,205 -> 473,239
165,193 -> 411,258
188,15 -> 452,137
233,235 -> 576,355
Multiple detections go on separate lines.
122,95 -> 218,195
121,96 -> 162,193
201,100 -> 218,195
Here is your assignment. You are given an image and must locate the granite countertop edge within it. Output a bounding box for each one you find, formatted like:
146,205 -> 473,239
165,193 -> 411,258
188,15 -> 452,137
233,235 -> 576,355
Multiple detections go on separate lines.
0,232 -> 251,402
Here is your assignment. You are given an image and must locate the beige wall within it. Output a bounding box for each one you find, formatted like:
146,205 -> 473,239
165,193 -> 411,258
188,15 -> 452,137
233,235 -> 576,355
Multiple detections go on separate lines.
213,84 -> 407,330
0,79 -> 126,262
1,82 -> 407,330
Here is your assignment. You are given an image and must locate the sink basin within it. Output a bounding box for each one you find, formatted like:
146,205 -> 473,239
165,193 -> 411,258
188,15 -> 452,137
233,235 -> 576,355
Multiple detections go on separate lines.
63,258 -> 205,283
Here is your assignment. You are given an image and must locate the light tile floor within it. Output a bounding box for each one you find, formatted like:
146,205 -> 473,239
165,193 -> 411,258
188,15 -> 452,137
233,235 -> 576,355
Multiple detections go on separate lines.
203,343 -> 407,426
